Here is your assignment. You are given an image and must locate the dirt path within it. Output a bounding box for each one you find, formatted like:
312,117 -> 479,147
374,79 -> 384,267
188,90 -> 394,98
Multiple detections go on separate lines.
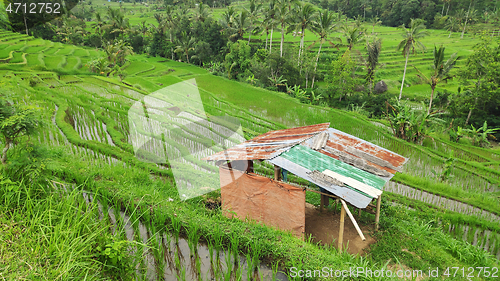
305,203 -> 376,256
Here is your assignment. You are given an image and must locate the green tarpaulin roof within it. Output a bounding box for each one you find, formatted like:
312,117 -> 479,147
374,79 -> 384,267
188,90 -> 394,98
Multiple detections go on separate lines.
279,145 -> 388,198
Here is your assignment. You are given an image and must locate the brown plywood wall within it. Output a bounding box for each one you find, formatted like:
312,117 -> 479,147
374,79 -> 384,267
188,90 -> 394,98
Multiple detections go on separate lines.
220,166 -> 305,238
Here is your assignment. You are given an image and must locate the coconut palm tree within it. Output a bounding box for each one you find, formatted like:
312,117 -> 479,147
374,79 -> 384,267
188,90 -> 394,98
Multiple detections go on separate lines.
341,24 -> 366,50
175,32 -> 196,63
222,6 -> 236,29
461,1 -> 472,38
193,3 -> 210,22
275,0 -> 292,57
246,0 -> 262,43
414,45 -> 460,114
165,5 -> 177,60
264,0 -> 278,54
231,10 -> 251,41
396,18 -> 429,100
445,17 -> 460,37
369,16 -> 382,34
366,37 -> 382,94
310,9 -> 340,88
290,3 -> 316,65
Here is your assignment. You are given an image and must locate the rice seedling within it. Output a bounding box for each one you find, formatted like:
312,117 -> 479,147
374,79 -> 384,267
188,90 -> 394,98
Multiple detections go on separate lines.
246,252 -> 253,281
223,250 -> 233,281
170,214 -> 182,244
187,221 -> 201,256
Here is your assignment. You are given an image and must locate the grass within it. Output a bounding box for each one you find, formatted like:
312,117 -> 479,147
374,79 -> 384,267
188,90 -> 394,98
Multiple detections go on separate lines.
1,26 -> 500,279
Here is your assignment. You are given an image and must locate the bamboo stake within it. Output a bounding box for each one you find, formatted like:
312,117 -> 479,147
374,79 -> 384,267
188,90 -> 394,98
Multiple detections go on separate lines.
375,195 -> 382,230
338,203 -> 345,252
340,199 -> 366,241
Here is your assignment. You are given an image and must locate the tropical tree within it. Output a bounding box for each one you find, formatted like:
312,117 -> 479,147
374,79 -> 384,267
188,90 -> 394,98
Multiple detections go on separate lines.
369,16 -> 382,34
359,0 -> 371,19
386,100 -> 443,144
0,99 -> 40,166
231,10 -> 251,41
246,0 -> 262,43
165,5 -> 177,60
105,7 -> 129,40
365,37 -> 382,94
193,3 -> 210,22
264,0 -> 278,53
275,0 -> 292,57
221,6 -> 236,29
175,32 -> 196,63
461,1 -> 472,38
0,2 -> 11,30
310,9 -> 340,88
445,17 -> 460,37
414,45 -> 460,114
457,36 -> 499,127
103,40 -> 134,67
397,18 -> 429,100
290,3 -> 316,65
341,24 -> 366,50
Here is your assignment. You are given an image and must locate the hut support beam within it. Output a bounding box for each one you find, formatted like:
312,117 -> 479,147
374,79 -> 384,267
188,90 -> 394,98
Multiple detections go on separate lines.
338,203 -> 345,252
340,199 -> 366,241
375,195 -> 382,230
274,165 -> 281,181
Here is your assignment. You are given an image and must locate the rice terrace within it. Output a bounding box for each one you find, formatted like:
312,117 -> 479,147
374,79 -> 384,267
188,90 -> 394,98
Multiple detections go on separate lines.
0,0 -> 500,280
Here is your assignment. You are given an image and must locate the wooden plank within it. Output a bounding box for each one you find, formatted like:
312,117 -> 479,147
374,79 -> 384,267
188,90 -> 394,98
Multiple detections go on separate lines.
375,195 -> 382,230
338,203 -> 345,252
340,199 -> 366,241
323,169 -> 382,198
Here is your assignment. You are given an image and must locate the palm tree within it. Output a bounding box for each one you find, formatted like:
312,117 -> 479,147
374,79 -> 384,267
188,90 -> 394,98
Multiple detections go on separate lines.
369,16 -> 382,34
341,24 -> 365,50
290,3 -> 316,65
359,0 -> 371,19
414,45 -> 459,114
365,37 -> 382,94
246,0 -> 262,43
222,6 -> 236,29
275,0 -> 292,57
461,1 -> 472,39
445,17 -> 460,37
193,3 -> 210,22
165,5 -> 177,60
231,10 -> 250,41
310,9 -> 340,88
260,18 -> 275,51
175,32 -> 196,63
264,0 -> 278,54
396,18 -> 429,100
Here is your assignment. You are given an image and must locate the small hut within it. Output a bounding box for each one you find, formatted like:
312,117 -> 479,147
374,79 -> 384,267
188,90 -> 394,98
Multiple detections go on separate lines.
203,123 -> 407,249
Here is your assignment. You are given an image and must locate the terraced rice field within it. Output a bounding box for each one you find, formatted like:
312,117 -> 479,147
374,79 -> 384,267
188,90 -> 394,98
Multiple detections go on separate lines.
1,29 -> 500,265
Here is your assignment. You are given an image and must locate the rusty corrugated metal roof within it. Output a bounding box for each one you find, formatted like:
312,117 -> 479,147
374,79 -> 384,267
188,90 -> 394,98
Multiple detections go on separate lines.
303,128 -> 407,177
204,123 -> 409,208
202,123 -> 330,161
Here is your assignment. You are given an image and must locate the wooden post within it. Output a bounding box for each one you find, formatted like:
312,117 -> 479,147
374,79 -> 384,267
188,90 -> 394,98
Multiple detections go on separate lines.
338,203 -> 345,252
247,160 -> 254,173
320,194 -> 327,212
375,195 -> 382,230
274,165 -> 281,181
340,199 -> 366,241
358,208 -> 362,218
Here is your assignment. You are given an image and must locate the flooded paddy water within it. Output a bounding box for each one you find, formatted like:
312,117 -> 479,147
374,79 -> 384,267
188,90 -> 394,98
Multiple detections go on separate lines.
79,190 -> 288,281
